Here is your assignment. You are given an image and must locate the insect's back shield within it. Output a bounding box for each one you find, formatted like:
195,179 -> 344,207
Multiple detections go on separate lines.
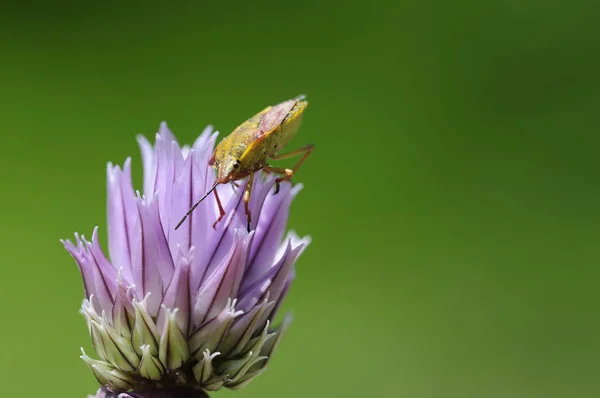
259,99 -> 298,135
241,98 -> 308,160
278,100 -> 308,148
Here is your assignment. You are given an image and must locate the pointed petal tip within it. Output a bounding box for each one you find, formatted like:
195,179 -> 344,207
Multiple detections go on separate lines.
286,229 -> 312,250
91,226 -> 100,241
159,305 -> 190,370
106,161 -> 120,173
136,133 -> 151,143
62,237 -> 81,255
62,231 -> 80,244
291,183 -> 304,196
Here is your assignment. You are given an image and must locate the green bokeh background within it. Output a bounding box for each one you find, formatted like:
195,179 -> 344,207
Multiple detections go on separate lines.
1,1 -> 599,397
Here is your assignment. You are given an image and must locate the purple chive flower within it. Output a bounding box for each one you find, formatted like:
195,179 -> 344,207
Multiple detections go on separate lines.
63,123 -> 309,398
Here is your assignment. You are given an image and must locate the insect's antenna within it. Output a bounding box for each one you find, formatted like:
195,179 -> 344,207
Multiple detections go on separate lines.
174,182 -> 219,230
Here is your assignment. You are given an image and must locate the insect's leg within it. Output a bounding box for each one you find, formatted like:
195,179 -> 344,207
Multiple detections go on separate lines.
212,187 -> 226,229
268,144 -> 314,193
270,144 -> 314,164
263,165 -> 294,195
230,181 -> 240,193
243,172 -> 255,232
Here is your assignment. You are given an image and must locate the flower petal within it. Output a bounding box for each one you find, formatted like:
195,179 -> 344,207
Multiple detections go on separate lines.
106,159 -> 137,282
131,195 -> 174,314
193,349 -> 220,383
189,298 -> 242,357
137,134 -> 157,200
242,183 -> 299,290
62,235 -> 94,300
86,227 -> 118,297
99,312 -> 141,372
158,121 -> 177,147
168,150 -> 208,252
237,240 -> 292,312
132,295 -> 160,357
158,307 -> 190,371
139,344 -> 165,381
154,131 -> 181,231
218,297 -> 275,357
63,233 -> 116,313
192,229 -> 249,326
190,182 -> 247,292
157,249 -> 191,334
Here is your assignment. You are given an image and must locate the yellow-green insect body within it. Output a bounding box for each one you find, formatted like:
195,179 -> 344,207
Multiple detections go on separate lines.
212,98 -> 308,182
175,96 -> 313,232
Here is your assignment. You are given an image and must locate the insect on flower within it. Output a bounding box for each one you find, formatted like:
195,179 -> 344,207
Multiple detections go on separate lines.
175,95 -> 313,232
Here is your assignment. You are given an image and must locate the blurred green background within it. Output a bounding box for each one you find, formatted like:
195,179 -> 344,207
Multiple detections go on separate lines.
1,1 -> 599,397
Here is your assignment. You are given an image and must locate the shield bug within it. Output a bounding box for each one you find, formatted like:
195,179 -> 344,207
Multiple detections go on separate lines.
175,95 -> 313,232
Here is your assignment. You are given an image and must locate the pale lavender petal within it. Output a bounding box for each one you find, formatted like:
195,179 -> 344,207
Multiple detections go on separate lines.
203,175 -> 275,270
263,241 -> 305,305
237,241 -> 292,312
130,195 -> 173,315
62,234 -> 93,297
82,243 -> 115,312
192,229 -> 249,326
156,121 -> 179,145
86,227 -> 119,297
137,134 -> 157,200
157,247 -> 192,334
180,134 -> 222,291
106,161 -> 137,282
154,134 -> 178,232
238,236 -> 306,314
189,299 -> 242,357
168,150 -> 207,253
238,174 -> 276,233
137,194 -> 175,285
168,151 -> 195,251
243,183 -> 298,290
188,133 -> 218,246
114,273 -> 135,317
157,121 -> 177,147
62,233 -> 114,313
191,125 -> 215,153
276,229 -> 311,263
190,182 -> 246,292
268,274 -> 294,320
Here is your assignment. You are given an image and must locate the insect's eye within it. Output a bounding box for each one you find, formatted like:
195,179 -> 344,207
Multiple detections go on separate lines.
233,162 -> 240,169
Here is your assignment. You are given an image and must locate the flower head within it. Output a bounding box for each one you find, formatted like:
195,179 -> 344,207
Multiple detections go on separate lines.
63,123 -> 309,396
